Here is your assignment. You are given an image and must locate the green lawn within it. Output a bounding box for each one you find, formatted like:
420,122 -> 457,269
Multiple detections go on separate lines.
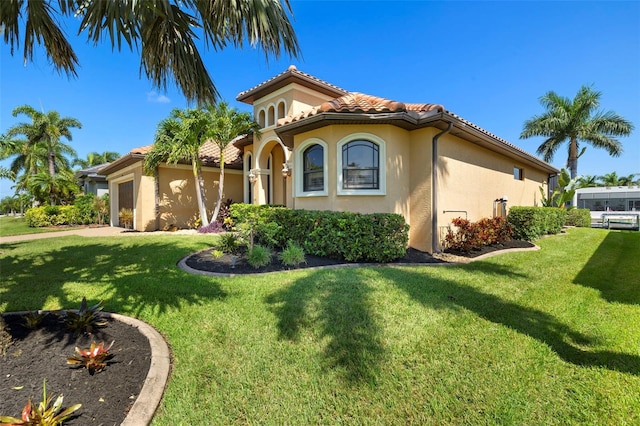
0,215 -> 80,237
1,228 -> 639,424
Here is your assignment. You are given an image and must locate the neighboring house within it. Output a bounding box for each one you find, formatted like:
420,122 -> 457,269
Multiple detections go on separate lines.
101,65 -> 559,252
574,186 -> 640,219
75,164 -> 109,197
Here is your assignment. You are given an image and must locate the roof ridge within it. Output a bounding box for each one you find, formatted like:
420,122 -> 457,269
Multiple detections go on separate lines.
237,65 -> 348,99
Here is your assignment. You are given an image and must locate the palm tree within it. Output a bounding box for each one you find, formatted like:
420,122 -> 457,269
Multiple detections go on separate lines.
73,151 -> 121,169
520,85 -> 634,179
598,172 -> 623,187
8,105 -> 80,177
28,170 -> 79,205
144,108 -> 211,226
576,175 -> 598,188
1,0 -> 300,105
5,105 -> 81,204
201,102 -> 261,223
618,173 -> 637,187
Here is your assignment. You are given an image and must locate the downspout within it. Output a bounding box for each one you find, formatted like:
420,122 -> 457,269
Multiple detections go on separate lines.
431,121 -> 453,253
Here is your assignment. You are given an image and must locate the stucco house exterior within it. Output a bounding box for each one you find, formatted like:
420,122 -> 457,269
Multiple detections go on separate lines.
75,164 -> 109,197
101,65 -> 558,253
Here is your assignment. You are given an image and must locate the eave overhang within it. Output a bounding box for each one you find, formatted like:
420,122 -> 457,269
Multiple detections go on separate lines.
275,111 -> 558,174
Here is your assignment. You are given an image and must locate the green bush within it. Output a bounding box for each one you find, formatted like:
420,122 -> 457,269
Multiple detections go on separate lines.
247,244 -> 272,268
565,208 -> 591,227
74,194 -> 97,224
215,233 -> 240,253
25,206 -> 53,227
229,204 -> 409,263
508,207 -> 567,241
279,240 -> 306,267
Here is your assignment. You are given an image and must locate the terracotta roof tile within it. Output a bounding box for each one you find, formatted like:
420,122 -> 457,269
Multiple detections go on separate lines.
237,65 -> 348,103
127,140 -> 243,169
278,92 -> 444,126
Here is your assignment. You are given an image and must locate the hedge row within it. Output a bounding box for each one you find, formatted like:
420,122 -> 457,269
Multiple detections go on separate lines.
564,208 -> 591,228
507,207 -> 567,241
24,194 -> 110,227
229,204 -> 409,262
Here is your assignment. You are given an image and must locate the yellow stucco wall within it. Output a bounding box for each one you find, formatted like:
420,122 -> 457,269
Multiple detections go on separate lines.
156,164 -> 243,229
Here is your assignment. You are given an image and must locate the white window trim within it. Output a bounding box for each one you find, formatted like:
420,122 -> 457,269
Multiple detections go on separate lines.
337,133 -> 386,196
295,138 -> 328,197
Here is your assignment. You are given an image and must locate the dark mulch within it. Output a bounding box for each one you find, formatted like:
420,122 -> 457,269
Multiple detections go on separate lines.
0,313 -> 151,426
184,240 -> 535,275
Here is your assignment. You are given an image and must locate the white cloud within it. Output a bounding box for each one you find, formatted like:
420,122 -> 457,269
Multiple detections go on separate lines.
146,91 -> 170,103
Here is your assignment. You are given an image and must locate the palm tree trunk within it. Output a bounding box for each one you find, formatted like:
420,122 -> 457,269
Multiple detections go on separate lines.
568,137 -> 579,180
211,152 -> 225,223
49,151 -> 56,206
193,159 -> 209,227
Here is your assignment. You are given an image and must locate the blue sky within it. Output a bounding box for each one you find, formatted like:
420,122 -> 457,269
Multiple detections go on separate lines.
1,1 -> 639,199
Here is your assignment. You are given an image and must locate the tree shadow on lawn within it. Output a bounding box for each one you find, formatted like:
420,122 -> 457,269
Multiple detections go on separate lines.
266,261 -> 639,383
0,237 -> 227,317
265,268 -> 384,385
572,230 -> 640,305
382,262 -> 640,376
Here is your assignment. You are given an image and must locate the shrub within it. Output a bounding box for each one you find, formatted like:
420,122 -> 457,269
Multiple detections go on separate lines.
119,208 -> 133,229
279,240 -> 306,267
67,341 -> 114,374
229,204 -> 409,263
215,233 -> 240,253
444,216 -> 513,252
508,207 -> 567,241
74,194 -> 97,224
64,298 -> 108,336
565,208 -> 591,227
25,206 -> 53,227
198,221 -> 225,234
247,244 -> 272,268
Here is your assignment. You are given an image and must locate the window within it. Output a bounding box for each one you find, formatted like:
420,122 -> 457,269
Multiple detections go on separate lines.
303,145 -> 324,192
295,138 -> 328,196
514,167 -> 524,180
277,101 -> 286,120
258,110 -> 266,128
342,140 -> 379,189
268,106 -> 275,127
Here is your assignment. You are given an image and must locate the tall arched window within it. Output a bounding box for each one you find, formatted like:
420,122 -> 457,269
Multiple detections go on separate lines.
303,144 -> 324,192
267,106 -> 275,127
342,140 -> 379,189
258,110 -> 266,128
277,101 -> 286,120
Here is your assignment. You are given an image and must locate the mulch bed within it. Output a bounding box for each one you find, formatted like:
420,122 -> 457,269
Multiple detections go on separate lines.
0,313 -> 151,425
184,240 -> 535,275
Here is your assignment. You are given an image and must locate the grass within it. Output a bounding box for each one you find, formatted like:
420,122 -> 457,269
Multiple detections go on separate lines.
0,216 -> 81,237
1,228 -> 639,424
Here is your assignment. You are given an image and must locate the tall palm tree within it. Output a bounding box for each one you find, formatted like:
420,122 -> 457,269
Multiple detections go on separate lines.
618,173 -> 637,187
1,0 -> 300,105
7,106 -> 80,176
520,85 -> 634,179
202,102 -> 261,223
28,170 -> 79,205
598,172 -> 622,187
73,151 -> 121,169
144,108 -> 211,226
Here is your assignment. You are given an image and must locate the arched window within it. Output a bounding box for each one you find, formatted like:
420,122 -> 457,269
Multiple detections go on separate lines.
277,101 -> 286,120
342,140 -> 379,190
303,144 -> 324,192
267,106 -> 275,127
258,110 -> 266,128
295,138 -> 328,197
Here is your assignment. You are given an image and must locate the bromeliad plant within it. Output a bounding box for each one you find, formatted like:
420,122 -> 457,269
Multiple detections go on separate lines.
64,297 -> 108,336
67,341 -> 114,374
0,379 -> 82,426
21,311 -> 47,329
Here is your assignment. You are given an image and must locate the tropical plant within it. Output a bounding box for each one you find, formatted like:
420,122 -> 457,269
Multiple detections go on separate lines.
520,85 -> 634,179
144,108 -> 211,226
67,341 -> 114,374
1,0 -> 300,105
22,311 -> 48,329
3,106 -> 81,205
63,298 -> 108,336
27,170 -> 79,206
118,208 -> 133,229
0,379 -> 82,426
72,151 -> 120,169
576,174 -> 599,188
540,169 -> 579,209
201,102 -> 261,223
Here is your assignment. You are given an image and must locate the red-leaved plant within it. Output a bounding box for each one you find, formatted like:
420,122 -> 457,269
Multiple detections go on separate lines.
0,379 -> 81,425
67,340 -> 114,374
445,217 -> 513,252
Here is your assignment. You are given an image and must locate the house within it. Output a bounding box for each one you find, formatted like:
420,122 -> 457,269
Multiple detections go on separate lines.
75,164 -> 109,197
101,66 -> 558,252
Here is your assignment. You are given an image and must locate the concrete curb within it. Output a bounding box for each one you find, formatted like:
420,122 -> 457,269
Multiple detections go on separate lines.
107,313 -> 171,426
1,311 -> 170,426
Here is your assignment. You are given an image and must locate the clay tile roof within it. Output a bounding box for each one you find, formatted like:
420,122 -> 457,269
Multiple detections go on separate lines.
237,65 -> 348,103
278,92 -> 444,126
128,140 -> 243,169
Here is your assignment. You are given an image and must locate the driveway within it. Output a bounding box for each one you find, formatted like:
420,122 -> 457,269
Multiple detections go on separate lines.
0,226 -> 200,244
